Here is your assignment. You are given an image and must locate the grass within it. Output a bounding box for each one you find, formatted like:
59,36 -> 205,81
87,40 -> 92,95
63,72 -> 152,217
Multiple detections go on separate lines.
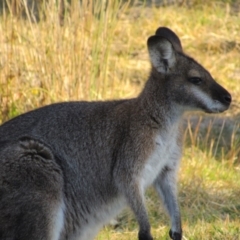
0,0 -> 240,239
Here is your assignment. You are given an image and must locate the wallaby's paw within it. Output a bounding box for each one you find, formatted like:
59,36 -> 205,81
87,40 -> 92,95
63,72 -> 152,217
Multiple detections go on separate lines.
138,230 -> 153,240
169,229 -> 182,240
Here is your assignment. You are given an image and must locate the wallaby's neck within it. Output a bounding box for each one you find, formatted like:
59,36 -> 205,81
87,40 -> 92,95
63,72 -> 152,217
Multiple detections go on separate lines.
137,69 -> 183,128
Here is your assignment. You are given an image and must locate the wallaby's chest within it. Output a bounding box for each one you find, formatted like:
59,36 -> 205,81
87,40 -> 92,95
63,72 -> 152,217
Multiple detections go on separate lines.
140,127 -> 181,189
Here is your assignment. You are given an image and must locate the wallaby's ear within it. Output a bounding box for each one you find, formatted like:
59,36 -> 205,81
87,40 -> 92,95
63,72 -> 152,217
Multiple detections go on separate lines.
147,35 -> 176,73
155,27 -> 183,53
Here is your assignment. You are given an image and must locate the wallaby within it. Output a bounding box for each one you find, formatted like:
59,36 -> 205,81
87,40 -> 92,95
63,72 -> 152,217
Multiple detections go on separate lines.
0,27 -> 231,240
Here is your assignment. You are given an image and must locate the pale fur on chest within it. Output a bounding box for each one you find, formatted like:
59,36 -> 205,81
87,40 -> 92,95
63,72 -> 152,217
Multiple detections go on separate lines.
140,124 -> 182,190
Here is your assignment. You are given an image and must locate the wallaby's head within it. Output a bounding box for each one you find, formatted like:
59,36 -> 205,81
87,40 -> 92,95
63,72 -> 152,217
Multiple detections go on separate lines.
147,27 -> 231,114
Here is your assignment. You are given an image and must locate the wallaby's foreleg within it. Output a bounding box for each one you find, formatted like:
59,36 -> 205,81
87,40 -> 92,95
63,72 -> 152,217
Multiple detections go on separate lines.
154,168 -> 182,240
118,180 -> 153,240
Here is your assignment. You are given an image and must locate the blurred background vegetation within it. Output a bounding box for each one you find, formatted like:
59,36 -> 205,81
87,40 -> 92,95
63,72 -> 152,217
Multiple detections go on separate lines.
0,0 -> 240,239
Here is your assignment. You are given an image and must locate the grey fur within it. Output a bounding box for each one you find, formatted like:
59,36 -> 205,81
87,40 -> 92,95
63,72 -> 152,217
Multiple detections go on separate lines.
0,27 -> 231,240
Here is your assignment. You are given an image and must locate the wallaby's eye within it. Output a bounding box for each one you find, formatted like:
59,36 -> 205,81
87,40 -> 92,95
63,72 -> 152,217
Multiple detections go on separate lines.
188,77 -> 202,85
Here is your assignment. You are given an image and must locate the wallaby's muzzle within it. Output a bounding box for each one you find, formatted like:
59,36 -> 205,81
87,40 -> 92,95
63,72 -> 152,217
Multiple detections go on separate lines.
209,81 -> 232,113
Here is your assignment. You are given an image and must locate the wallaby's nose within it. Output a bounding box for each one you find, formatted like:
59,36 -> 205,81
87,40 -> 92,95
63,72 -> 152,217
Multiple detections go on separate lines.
223,94 -> 232,105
